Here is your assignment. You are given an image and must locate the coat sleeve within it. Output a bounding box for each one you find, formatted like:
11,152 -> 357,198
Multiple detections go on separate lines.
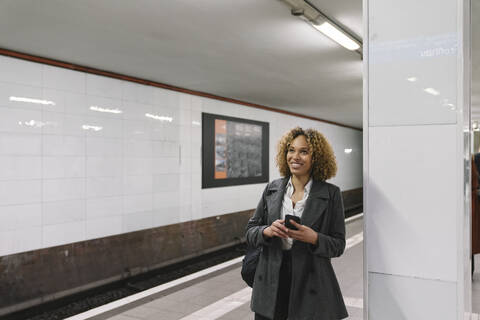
245,184 -> 273,247
309,186 -> 346,257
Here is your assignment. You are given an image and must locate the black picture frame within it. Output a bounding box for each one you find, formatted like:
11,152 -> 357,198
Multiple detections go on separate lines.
202,113 -> 269,189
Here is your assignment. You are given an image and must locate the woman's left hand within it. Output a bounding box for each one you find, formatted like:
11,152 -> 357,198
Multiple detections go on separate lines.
287,220 -> 319,245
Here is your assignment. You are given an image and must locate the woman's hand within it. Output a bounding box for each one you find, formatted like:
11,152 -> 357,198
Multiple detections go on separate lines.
263,219 -> 288,239
287,220 -> 319,245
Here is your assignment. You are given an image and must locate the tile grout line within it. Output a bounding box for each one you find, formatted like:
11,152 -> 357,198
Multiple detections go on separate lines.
40,67 -> 45,250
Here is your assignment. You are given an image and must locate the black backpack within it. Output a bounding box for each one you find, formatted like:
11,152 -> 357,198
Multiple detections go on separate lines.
240,245 -> 261,287
241,199 -> 267,287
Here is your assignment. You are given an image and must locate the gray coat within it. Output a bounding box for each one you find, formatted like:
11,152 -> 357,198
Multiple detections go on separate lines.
246,177 -> 348,320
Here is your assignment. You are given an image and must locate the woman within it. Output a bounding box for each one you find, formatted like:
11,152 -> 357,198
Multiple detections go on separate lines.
246,127 -> 348,320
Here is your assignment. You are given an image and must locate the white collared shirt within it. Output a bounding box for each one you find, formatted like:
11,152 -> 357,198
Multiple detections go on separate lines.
280,177 -> 313,250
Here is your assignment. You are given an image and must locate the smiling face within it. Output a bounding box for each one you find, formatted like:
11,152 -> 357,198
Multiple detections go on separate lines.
286,135 -> 313,179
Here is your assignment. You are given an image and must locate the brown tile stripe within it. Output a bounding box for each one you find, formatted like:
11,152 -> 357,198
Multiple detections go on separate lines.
0,188 -> 362,316
0,48 -> 361,132
0,210 -> 253,316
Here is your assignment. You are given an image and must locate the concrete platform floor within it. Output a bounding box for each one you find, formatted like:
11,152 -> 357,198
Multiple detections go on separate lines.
94,216 -> 480,319
101,218 -> 364,320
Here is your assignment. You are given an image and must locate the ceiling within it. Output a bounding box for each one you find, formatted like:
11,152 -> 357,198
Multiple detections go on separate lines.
0,0 -> 478,128
0,0 -> 363,128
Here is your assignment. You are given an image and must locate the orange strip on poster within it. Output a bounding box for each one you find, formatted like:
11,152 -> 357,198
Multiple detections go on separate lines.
214,119 -> 227,179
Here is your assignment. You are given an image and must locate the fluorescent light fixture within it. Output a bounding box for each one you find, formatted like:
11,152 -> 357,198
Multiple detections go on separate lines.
406,77 -> 417,82
90,106 -> 123,114
10,96 -> 55,106
424,88 -> 440,96
145,113 -> 173,122
82,124 -> 103,131
344,148 -> 353,154
313,22 -> 360,51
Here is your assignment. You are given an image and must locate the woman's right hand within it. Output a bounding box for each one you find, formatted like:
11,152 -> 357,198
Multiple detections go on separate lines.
263,219 -> 288,239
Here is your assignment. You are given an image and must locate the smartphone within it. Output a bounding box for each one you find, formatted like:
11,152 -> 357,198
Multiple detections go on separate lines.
285,214 -> 301,230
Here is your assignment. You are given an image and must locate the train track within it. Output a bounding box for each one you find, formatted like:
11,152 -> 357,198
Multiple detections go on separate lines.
2,244 -> 247,320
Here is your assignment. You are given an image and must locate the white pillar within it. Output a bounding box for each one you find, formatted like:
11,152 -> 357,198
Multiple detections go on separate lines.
363,0 -> 472,319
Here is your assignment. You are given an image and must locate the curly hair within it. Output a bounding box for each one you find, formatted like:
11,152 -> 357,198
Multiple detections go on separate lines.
275,127 -> 337,181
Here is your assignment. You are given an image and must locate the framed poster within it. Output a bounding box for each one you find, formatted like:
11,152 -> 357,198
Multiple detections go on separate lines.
202,113 -> 269,188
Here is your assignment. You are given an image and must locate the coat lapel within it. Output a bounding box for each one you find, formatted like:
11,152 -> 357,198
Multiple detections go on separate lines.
266,177 -> 288,224
301,179 -> 330,227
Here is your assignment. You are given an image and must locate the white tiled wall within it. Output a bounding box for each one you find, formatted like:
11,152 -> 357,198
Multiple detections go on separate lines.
0,55 -> 362,256
365,0 -> 470,317
367,125 -> 457,281
369,272 -> 457,319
